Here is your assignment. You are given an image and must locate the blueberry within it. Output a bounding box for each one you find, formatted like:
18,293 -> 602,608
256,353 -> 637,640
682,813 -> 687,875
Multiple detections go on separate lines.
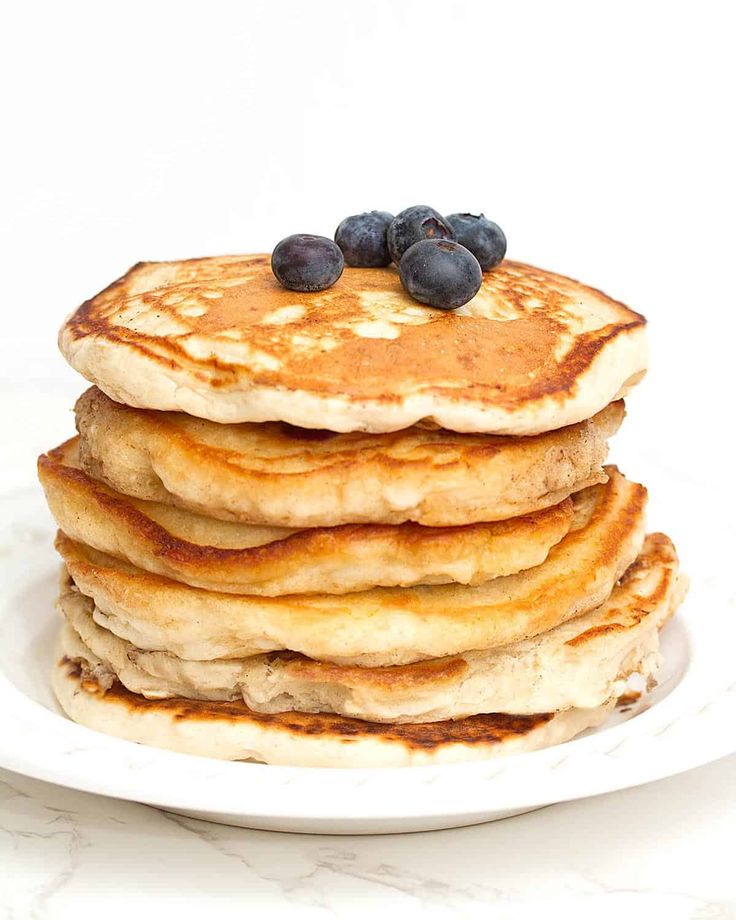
399,239 -> 482,310
271,234 -> 344,292
387,205 -> 455,265
445,213 -> 507,270
334,211 -> 394,267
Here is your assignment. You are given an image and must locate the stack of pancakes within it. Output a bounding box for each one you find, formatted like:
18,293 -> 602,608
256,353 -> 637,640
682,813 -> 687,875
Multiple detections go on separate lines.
39,255 -> 687,767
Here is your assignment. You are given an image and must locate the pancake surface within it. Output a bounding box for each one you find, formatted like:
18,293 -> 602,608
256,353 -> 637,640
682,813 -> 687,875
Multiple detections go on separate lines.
52,651 -> 615,768
60,255 -> 647,434
40,439 -> 573,595
58,533 -> 686,721
75,387 -> 623,527
56,468 -> 647,666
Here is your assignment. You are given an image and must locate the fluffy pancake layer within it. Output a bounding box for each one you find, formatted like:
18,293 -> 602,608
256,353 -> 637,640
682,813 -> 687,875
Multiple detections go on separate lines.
59,255 -> 647,435
55,468 -> 647,666
39,439 -> 574,595
52,650 -> 615,768
58,533 -> 686,722
74,387 -> 623,528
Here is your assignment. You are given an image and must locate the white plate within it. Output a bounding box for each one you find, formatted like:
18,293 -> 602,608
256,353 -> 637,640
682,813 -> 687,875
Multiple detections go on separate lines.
1,478 -> 735,835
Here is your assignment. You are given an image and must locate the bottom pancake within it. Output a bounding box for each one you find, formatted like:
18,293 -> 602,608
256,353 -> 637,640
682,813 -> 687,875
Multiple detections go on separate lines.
52,650 -> 615,768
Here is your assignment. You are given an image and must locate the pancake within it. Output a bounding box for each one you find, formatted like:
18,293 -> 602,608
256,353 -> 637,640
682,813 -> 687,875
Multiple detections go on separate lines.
59,255 -> 647,435
52,649 -> 615,768
74,386 -> 623,528
58,533 -> 686,721
39,439 -> 574,595
55,468 -> 647,666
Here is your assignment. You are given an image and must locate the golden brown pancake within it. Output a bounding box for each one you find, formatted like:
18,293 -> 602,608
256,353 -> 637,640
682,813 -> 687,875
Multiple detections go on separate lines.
54,468 -> 648,666
74,386 -> 623,527
58,533 -> 686,721
52,651 -> 616,767
59,255 -> 647,434
39,438 -> 573,595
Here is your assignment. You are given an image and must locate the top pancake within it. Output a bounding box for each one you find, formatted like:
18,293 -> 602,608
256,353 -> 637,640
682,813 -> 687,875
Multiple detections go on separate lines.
59,254 -> 648,434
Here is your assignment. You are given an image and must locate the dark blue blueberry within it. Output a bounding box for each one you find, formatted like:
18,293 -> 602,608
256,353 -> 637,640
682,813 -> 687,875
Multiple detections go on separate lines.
271,234 -> 344,292
399,239 -> 482,311
334,211 -> 394,267
445,213 -> 506,270
387,205 -> 455,265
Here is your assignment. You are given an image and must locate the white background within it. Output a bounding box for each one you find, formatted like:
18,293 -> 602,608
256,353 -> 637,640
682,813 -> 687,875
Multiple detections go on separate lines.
1,1 -> 735,917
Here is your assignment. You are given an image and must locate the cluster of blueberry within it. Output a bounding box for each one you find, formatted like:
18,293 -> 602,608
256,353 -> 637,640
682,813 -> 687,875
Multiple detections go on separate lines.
270,206 -> 506,311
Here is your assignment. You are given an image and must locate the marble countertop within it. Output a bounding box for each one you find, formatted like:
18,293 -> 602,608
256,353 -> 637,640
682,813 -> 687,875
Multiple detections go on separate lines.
2,757 -> 735,919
